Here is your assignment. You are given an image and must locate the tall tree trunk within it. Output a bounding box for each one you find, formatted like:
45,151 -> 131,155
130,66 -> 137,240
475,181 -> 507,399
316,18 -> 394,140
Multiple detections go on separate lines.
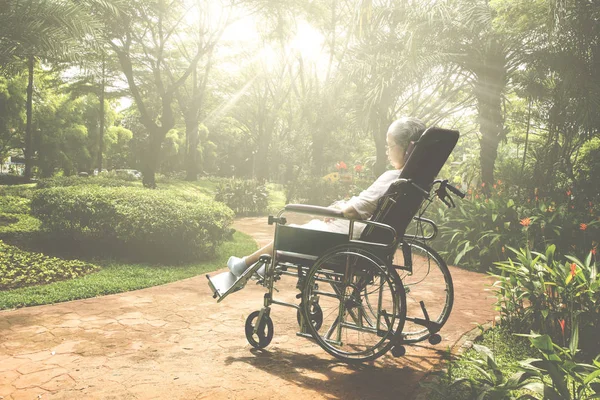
185,116 -> 199,181
474,44 -> 506,190
142,127 -> 168,188
97,56 -> 105,173
24,55 -> 34,180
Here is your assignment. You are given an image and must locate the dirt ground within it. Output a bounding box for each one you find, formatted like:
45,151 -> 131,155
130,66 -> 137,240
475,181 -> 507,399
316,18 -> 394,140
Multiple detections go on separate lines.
0,218 -> 496,400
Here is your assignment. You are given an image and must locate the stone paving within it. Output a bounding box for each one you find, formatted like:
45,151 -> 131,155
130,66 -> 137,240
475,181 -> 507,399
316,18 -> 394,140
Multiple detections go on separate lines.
0,218 -> 496,400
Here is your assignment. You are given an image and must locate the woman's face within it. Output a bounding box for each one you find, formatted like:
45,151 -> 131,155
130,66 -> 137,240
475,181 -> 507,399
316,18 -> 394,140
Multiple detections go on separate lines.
386,132 -> 405,169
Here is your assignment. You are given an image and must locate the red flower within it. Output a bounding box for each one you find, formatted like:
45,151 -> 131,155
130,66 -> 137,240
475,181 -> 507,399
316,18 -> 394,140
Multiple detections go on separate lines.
354,164 -> 363,172
558,319 -> 566,336
535,196 -> 539,201
475,194 -> 480,199
591,248 -> 597,256
580,223 -> 588,231
570,263 -> 577,277
520,217 -> 532,227
481,182 -> 485,187
336,161 -> 347,170
566,189 -> 572,196
493,184 -> 497,189
497,179 -> 502,185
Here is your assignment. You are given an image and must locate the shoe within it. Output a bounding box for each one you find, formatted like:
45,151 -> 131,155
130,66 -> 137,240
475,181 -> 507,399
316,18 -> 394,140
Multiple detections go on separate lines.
227,256 -> 247,277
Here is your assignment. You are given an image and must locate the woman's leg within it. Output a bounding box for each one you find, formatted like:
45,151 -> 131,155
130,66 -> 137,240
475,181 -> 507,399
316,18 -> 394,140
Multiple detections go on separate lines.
245,241 -> 273,266
228,241 -> 273,277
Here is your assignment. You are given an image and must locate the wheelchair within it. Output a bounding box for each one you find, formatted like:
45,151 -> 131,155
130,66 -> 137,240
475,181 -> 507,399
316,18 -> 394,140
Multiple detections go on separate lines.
207,127 -> 465,363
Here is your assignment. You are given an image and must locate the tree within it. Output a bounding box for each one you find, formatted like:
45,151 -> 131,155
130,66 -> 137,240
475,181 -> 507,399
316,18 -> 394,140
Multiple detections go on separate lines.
108,0 -> 214,187
0,0 -> 118,179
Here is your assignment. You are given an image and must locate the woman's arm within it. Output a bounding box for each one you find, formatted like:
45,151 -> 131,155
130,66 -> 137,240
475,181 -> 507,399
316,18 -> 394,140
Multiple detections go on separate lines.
341,204 -> 360,219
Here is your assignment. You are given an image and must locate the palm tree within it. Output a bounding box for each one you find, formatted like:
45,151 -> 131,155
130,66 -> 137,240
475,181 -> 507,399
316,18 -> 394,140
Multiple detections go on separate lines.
0,0 -> 117,179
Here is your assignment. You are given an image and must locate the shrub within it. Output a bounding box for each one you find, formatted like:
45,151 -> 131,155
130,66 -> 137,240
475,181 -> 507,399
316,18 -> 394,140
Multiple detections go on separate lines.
31,186 -> 234,262
0,240 -> 99,290
432,181 -> 599,271
426,332 -> 600,400
0,195 -> 30,214
214,178 -> 268,216
0,175 -> 30,185
0,213 -> 41,236
492,245 -> 600,356
36,174 -> 138,189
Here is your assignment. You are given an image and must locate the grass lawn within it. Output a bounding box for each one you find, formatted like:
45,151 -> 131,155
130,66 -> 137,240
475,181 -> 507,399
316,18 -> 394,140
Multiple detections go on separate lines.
0,231 -> 257,310
267,182 -> 287,213
159,178 -> 219,198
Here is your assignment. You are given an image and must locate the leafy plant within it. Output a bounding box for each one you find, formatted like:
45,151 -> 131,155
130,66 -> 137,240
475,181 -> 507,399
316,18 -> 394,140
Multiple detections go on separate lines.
518,333 -> 600,400
0,240 -> 99,290
492,245 -> 600,355
214,178 -> 269,216
0,195 -> 30,214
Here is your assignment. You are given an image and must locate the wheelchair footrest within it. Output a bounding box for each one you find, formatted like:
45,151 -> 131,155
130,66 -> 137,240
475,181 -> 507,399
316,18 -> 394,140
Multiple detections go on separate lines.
206,260 -> 268,303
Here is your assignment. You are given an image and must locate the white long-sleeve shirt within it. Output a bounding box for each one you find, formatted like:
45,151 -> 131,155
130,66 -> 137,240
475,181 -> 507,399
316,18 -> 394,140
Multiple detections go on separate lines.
299,169 -> 402,237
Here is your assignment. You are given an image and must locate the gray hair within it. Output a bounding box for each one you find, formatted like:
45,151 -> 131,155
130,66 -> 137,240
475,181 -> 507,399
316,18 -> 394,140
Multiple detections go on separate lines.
387,117 -> 426,148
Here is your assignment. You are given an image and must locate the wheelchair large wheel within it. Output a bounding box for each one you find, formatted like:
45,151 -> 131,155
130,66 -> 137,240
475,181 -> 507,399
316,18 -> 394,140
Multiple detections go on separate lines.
390,240 -> 453,344
301,245 -> 406,363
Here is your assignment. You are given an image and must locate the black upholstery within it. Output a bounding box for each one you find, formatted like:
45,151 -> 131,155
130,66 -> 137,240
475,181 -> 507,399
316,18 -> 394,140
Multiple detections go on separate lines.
361,127 -> 459,246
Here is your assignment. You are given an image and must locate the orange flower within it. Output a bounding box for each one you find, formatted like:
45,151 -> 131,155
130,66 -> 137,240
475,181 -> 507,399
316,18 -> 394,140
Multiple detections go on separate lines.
354,164 -> 363,172
497,179 -> 502,185
501,246 -> 505,253
570,263 -> 577,277
520,217 -> 532,227
493,184 -> 497,189
535,196 -> 539,201
335,161 -> 347,170
475,194 -> 480,199
481,182 -> 485,187
558,319 -> 566,336
580,223 -> 588,231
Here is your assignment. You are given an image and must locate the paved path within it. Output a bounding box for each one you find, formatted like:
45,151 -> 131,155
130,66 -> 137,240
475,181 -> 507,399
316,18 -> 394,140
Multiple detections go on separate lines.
0,218 -> 496,400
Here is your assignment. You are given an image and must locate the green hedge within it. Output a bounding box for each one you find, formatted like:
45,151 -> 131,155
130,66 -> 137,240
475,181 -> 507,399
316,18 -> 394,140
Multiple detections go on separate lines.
214,178 -> 269,216
30,186 -> 234,262
0,195 -> 30,214
36,175 -> 138,189
0,240 -> 99,290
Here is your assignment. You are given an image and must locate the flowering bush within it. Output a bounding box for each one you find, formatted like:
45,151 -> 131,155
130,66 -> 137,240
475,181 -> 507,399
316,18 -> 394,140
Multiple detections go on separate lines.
492,245 -> 599,356
431,181 -> 599,271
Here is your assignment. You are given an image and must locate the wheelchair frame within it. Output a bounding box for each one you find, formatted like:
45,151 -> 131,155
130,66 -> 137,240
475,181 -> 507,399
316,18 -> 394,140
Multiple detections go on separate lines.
207,178 -> 464,363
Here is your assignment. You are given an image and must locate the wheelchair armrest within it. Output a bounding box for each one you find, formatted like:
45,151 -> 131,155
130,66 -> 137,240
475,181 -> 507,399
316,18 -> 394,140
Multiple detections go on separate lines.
284,204 -> 344,218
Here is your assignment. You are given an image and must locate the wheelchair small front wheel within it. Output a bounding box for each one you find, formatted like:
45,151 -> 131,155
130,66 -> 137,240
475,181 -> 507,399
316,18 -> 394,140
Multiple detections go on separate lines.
245,310 -> 274,349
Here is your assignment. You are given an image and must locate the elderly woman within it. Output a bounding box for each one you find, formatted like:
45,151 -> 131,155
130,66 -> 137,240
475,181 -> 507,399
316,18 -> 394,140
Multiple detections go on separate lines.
227,117 -> 426,277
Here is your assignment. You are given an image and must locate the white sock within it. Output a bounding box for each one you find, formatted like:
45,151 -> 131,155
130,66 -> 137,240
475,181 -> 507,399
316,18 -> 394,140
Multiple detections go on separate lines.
227,256 -> 247,277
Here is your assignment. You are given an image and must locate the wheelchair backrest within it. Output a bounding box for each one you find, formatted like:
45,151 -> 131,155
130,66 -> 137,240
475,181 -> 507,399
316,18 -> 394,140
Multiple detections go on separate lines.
360,126 -> 459,245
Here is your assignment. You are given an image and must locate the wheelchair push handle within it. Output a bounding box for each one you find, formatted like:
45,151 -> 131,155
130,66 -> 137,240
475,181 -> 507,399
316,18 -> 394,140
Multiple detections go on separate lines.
446,183 -> 465,199
433,180 -> 465,208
